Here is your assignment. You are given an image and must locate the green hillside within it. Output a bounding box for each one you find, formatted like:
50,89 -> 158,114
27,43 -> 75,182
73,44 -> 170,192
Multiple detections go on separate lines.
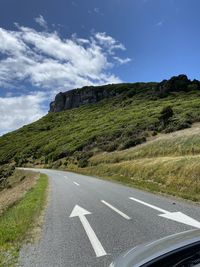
1,74 -> 200,197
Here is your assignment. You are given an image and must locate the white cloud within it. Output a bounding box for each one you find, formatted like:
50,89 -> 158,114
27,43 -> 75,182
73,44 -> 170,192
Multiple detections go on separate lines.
0,26 -> 128,90
0,28 -> 26,55
95,32 -> 126,52
114,56 -> 131,65
34,15 -> 48,30
0,19 -> 130,134
0,92 -> 46,135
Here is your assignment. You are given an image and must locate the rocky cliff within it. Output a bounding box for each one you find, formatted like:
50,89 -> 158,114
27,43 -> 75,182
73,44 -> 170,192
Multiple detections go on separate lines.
49,75 -> 200,112
49,85 -> 120,112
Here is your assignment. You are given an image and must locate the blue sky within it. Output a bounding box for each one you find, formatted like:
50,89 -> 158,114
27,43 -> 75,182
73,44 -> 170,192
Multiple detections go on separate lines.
0,0 -> 200,134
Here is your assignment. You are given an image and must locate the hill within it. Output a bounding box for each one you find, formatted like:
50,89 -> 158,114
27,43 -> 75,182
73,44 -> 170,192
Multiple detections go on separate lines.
1,74 -> 200,197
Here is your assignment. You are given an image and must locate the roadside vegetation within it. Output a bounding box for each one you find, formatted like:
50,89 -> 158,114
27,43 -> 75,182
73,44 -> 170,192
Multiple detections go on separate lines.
0,169 -> 40,215
89,124 -> 200,165
0,173 -> 48,267
72,124 -> 200,202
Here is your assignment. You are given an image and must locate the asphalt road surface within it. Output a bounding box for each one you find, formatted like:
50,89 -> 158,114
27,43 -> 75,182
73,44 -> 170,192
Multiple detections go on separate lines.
19,168 -> 200,267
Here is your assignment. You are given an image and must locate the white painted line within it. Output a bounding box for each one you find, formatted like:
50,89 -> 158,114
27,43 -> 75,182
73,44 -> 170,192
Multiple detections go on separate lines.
129,197 -> 200,228
101,200 -> 131,220
70,205 -> 107,257
129,197 -> 167,213
73,182 -> 80,186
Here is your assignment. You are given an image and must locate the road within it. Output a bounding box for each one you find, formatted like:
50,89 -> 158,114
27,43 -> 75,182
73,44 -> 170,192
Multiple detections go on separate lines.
19,168 -> 200,267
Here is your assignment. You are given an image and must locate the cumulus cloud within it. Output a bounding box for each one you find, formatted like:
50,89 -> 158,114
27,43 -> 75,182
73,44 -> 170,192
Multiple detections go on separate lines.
0,92 -> 46,135
0,26 -> 129,90
0,17 -> 130,134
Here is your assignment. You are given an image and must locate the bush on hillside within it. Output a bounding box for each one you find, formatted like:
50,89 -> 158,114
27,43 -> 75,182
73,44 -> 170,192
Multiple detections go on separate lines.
159,106 -> 174,127
103,141 -> 119,152
74,151 -> 93,168
78,158 -> 89,168
164,118 -> 192,133
0,164 -> 15,189
118,136 -> 146,150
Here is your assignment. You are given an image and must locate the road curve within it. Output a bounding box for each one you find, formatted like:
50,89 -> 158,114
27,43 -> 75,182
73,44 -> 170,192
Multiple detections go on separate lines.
19,168 -> 200,267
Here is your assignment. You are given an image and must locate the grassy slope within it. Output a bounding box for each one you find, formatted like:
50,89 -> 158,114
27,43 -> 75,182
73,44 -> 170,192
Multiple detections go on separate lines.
0,173 -> 48,267
90,124 -> 200,164
76,124 -> 200,201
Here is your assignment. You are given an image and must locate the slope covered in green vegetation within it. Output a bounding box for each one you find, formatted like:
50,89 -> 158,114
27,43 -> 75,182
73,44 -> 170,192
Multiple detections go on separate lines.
1,74 -> 200,197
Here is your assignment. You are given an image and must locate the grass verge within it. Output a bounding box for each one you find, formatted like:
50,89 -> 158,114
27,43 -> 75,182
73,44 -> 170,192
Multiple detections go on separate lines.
70,157 -> 200,203
0,173 -> 48,267
69,125 -> 199,203
89,124 -> 200,165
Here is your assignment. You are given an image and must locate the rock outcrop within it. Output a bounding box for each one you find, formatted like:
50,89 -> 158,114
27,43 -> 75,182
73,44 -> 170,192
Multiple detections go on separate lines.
158,75 -> 190,95
49,75 -> 200,112
49,85 -> 121,112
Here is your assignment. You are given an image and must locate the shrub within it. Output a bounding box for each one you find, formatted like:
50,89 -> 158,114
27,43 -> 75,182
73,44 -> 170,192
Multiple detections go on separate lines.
164,119 -> 191,133
78,158 -> 88,168
103,141 -> 119,152
118,136 -> 146,150
0,165 -> 15,189
159,106 -> 174,126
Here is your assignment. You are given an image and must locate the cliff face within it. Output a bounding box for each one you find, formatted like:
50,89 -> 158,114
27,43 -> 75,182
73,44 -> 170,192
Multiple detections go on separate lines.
49,75 -> 200,112
49,85 -> 123,112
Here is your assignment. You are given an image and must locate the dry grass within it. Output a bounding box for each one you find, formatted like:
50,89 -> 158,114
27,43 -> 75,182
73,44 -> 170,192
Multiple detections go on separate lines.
69,124 -> 200,202
0,170 -> 39,215
90,123 -> 200,165
75,155 -> 200,201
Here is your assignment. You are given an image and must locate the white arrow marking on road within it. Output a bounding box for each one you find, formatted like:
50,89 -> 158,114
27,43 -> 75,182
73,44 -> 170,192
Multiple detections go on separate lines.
129,197 -> 200,229
69,205 -> 107,257
73,182 -> 80,186
101,200 -> 131,220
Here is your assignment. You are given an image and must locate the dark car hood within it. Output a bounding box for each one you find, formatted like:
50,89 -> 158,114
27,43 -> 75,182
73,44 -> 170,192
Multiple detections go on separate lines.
110,229 -> 200,267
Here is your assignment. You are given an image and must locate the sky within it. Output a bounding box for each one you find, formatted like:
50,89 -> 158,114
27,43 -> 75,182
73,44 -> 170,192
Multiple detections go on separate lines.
0,0 -> 200,135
